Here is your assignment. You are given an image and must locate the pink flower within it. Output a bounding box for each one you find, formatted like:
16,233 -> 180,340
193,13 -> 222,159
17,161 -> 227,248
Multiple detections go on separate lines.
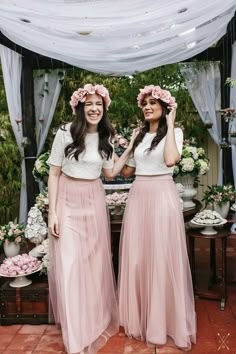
69,84 -> 111,115
137,85 -> 177,109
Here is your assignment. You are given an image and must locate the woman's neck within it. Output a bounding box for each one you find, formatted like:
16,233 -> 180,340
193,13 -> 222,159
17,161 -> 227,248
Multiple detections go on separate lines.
87,124 -> 98,133
148,121 -> 159,133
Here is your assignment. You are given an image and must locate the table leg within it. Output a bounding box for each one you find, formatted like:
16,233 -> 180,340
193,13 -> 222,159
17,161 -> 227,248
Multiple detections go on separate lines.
220,237 -> 227,311
209,239 -> 217,288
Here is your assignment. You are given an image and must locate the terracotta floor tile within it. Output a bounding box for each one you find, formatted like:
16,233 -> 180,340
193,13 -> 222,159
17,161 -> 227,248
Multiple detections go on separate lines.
99,335 -> 125,352
44,325 -> 62,335
1,351 -> 32,354
33,352 -> 66,354
6,334 -> 41,351
0,335 -> 15,350
0,326 -> 22,335
18,325 -> 48,335
34,334 -> 65,352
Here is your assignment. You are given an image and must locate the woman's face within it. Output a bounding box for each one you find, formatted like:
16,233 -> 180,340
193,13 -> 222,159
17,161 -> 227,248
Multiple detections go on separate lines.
84,93 -> 104,127
141,94 -> 163,122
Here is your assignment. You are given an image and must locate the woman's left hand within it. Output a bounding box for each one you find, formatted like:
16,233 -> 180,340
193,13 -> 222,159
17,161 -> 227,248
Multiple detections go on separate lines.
166,106 -> 177,128
128,128 -> 140,150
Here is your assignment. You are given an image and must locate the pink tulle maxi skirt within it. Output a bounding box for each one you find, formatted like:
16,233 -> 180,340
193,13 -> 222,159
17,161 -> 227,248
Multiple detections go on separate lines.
118,175 -> 196,351
48,175 -> 119,354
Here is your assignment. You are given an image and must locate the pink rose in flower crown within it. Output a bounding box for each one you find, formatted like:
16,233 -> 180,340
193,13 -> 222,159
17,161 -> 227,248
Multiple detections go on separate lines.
137,85 -> 177,109
70,84 -> 111,115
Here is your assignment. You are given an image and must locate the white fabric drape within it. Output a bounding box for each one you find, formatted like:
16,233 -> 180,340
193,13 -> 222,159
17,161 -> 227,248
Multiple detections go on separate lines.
0,45 -> 27,222
0,0 -> 235,75
180,62 -> 223,185
230,41 -> 236,187
34,69 -> 65,156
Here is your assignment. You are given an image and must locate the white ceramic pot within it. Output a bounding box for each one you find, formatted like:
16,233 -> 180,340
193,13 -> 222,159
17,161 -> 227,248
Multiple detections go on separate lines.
213,201 -> 230,219
175,175 -> 197,209
3,241 -> 20,258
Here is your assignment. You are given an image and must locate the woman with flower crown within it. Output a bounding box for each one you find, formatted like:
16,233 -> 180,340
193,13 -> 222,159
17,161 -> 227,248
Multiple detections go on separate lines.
47,84 -> 137,354
118,85 -> 196,352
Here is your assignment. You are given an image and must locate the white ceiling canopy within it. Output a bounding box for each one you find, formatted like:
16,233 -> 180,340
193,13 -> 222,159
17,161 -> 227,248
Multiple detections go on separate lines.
0,0 -> 235,75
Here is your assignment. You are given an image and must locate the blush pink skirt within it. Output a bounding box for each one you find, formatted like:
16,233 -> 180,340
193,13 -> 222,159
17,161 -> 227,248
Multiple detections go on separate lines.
118,175 -> 196,351
48,174 -> 119,354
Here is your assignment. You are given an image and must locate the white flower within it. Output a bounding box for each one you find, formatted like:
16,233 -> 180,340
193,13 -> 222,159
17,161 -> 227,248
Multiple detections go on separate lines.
198,159 -> 210,176
180,157 -> 195,172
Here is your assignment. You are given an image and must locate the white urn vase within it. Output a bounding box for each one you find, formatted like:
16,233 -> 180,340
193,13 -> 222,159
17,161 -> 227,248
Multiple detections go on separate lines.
213,201 -> 230,219
175,175 -> 197,209
3,241 -> 20,258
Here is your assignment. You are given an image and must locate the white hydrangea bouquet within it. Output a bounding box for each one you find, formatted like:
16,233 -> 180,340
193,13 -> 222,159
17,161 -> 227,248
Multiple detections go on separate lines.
25,207 -> 47,245
173,144 -> 210,179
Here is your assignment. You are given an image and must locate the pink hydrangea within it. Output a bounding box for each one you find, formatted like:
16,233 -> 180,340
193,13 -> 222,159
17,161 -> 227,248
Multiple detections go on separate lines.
70,84 -> 111,115
137,85 -> 177,109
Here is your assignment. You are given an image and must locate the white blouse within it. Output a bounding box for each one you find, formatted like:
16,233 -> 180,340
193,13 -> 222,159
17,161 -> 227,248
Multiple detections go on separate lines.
47,124 -> 113,179
126,128 -> 183,176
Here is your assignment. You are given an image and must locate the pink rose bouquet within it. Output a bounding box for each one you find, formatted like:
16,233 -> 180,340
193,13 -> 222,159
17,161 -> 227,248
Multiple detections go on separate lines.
0,221 -> 25,248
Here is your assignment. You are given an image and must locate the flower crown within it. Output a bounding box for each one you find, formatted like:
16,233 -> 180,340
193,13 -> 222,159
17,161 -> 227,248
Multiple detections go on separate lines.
137,85 -> 177,109
70,84 -> 111,114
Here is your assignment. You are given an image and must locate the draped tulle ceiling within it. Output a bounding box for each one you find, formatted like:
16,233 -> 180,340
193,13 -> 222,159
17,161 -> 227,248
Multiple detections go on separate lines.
0,0 -> 235,75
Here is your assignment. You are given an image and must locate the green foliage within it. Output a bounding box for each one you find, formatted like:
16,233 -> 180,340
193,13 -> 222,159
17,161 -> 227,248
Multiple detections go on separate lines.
0,114 -> 22,224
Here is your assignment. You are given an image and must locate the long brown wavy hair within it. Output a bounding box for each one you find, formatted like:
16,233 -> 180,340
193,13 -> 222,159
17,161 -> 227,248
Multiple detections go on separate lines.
132,98 -> 170,153
63,100 -> 115,160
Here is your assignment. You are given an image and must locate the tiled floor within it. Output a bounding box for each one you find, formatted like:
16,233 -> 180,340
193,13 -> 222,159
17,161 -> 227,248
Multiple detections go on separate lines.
0,285 -> 236,354
1,237 -> 236,354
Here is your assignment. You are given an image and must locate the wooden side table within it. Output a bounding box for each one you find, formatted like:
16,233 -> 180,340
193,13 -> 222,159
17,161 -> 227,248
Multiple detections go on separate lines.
187,229 -> 230,310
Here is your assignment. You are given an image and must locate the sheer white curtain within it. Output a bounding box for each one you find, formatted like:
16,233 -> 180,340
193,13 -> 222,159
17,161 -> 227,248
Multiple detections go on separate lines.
34,69 -> 65,155
0,0 -> 235,75
180,62 -> 223,184
230,41 -> 236,187
0,45 -> 27,222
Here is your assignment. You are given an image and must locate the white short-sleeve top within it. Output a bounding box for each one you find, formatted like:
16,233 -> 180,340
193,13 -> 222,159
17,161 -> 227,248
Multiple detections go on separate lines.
47,124 -> 113,179
126,128 -> 183,175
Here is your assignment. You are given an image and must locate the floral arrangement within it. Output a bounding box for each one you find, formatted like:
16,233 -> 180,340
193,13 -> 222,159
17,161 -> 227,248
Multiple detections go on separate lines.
0,254 -> 41,276
105,192 -> 129,216
202,184 -> 236,207
70,84 -> 111,114
25,207 -> 47,245
137,85 -> 177,108
35,192 -> 49,221
220,108 -> 236,119
0,221 -> 25,247
105,192 -> 129,206
173,144 -> 210,178
33,151 -> 50,185
192,210 -> 224,225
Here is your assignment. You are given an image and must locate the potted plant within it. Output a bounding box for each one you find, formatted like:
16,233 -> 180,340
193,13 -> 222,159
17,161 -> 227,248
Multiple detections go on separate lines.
202,184 -> 236,218
0,221 -> 25,257
173,143 -> 210,209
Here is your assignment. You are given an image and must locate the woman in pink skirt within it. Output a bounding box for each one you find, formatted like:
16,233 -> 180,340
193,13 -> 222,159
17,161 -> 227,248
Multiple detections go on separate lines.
118,85 -> 196,352
47,84 -> 136,354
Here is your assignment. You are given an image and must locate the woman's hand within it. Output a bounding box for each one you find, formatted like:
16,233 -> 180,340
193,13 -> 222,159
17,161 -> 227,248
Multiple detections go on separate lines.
127,128 -> 140,150
48,212 -> 59,238
166,106 -> 177,128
